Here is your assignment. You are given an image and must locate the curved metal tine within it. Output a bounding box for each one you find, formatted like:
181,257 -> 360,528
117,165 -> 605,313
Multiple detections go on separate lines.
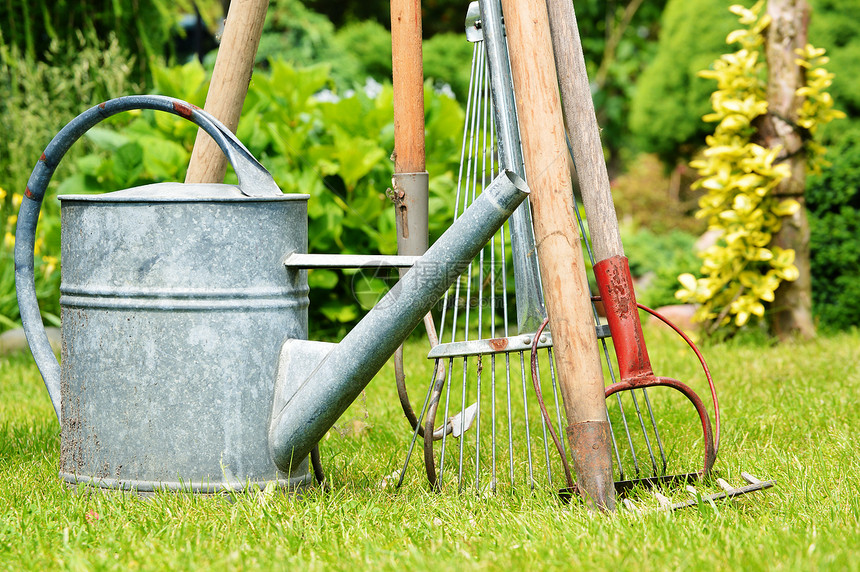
533,352 -> 554,487
546,348 -> 568,461
572,191 -> 638,480
398,359 -> 442,488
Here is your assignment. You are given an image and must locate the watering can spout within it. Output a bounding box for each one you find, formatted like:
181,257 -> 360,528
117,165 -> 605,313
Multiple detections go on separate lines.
268,169 -> 529,472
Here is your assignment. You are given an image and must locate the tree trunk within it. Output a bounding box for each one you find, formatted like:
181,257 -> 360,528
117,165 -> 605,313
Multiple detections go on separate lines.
757,0 -> 815,340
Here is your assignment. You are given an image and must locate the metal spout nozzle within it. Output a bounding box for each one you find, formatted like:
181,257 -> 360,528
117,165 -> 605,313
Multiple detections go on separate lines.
269,170 -> 530,472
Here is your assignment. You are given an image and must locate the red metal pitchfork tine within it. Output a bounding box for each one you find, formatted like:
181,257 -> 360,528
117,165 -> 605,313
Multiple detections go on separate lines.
595,256 -> 719,481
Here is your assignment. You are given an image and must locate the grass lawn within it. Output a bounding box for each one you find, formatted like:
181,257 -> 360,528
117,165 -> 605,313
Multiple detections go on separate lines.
1,326 -> 859,570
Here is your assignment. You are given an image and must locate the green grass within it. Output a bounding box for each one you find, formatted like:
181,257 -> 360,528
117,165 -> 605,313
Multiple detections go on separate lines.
1,328 -> 859,570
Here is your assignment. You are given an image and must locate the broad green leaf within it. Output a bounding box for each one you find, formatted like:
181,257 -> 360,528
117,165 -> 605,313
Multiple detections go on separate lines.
308,269 -> 338,290
112,142 -> 144,187
85,128 -> 130,151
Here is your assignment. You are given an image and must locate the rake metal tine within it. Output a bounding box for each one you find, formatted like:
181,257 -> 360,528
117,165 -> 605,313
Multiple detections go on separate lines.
458,358 -> 469,490
629,390 -> 660,475
474,356 -> 483,492
491,353 -> 498,492
518,351 -> 536,489
497,218 -> 515,487
489,195 -> 498,493
505,352 -> 514,486
605,401 -> 623,481
641,388 -> 668,474
436,44 -> 481,345
473,75 -> 491,493
671,475 -> 777,511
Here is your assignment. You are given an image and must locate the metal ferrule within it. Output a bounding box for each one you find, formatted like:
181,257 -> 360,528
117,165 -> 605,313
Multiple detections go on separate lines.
566,420 -> 616,511
269,170 -> 530,472
391,171 -> 430,257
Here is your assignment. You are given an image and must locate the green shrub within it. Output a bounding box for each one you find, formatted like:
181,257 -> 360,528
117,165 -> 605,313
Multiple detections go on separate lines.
257,2 -> 474,104
423,33 -> 475,103
333,21 -> 393,82
609,153 -> 704,236
808,0 -> 860,120
257,0 -> 339,69
631,0 -> 860,166
1,0 -> 180,82
807,125 -> 860,331
629,0 -> 737,161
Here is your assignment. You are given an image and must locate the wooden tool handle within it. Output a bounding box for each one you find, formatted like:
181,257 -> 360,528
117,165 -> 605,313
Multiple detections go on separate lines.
500,0 -> 614,510
499,0 -> 605,424
185,0 -> 269,184
546,0 -> 623,263
390,0 -> 426,174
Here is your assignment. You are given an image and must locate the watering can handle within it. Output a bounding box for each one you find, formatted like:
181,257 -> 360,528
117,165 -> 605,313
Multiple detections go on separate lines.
14,95 -> 282,423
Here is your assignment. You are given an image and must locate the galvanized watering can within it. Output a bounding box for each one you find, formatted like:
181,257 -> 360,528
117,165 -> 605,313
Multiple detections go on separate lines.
15,95 -> 529,493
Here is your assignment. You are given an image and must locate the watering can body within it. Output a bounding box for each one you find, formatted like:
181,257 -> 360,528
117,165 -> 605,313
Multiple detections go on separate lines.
58,183 -> 310,492
15,97 -> 315,492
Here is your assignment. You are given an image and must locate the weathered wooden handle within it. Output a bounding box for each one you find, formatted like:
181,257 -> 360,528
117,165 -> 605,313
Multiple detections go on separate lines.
546,0 -> 623,263
499,0 -> 614,509
185,0 -> 269,184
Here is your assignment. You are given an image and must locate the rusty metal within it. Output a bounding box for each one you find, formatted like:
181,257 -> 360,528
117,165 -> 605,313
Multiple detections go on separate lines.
529,317 -> 573,489
594,255 -> 718,479
566,421 -> 616,511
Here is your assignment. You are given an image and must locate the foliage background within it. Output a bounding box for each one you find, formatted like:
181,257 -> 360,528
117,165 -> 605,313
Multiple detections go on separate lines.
1,0 -> 858,335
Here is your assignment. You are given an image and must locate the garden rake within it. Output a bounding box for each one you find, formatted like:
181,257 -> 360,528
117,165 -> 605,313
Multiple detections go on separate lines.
395,0 -> 721,503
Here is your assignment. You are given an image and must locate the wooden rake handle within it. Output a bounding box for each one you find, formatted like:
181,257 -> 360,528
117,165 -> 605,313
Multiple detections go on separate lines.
545,0 -> 622,262
186,0 -> 269,184
499,0 -> 614,510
